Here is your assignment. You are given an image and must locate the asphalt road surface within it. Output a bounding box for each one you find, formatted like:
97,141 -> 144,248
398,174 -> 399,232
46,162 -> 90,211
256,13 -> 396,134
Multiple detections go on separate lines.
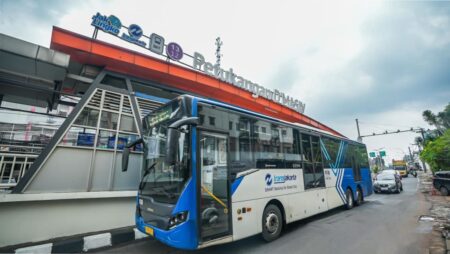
96,177 -> 431,254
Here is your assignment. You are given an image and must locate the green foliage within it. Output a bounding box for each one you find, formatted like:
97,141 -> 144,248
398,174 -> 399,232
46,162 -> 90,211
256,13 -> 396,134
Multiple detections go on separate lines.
422,102 -> 450,132
373,166 -> 379,174
420,129 -> 450,172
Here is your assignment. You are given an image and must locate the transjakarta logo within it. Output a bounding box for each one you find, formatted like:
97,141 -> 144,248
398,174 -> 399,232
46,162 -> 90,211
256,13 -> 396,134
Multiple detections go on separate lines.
265,173 -> 273,186
265,173 -> 296,186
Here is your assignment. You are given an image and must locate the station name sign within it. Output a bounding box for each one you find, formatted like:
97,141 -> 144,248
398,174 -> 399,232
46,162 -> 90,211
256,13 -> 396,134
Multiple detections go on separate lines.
193,53 -> 305,113
91,12 -> 305,113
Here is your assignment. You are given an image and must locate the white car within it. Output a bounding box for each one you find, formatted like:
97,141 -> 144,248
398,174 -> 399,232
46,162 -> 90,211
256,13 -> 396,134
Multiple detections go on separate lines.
373,173 -> 403,193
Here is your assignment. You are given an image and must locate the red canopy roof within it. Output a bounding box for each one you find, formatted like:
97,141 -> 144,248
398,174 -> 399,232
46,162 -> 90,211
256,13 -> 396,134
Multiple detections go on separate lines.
50,26 -> 344,138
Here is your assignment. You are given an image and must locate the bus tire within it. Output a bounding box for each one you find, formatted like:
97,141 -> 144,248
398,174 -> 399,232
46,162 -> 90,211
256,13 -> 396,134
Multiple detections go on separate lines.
355,187 -> 363,206
345,188 -> 354,210
262,204 -> 283,242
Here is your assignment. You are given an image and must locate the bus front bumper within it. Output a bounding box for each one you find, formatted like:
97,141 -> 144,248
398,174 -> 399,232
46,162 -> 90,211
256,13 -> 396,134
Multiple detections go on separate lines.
135,215 -> 198,250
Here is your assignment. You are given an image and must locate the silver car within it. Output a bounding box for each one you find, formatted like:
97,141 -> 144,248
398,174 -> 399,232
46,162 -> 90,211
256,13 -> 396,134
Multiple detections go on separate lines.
373,173 -> 403,193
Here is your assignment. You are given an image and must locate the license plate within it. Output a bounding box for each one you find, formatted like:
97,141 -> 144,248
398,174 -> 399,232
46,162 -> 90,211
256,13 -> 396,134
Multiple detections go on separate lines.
145,226 -> 154,236
381,187 -> 388,191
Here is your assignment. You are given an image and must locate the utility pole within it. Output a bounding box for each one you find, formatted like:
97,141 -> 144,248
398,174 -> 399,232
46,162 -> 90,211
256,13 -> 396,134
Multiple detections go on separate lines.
356,118 -> 362,142
408,146 -> 414,163
418,128 -> 428,173
419,128 -> 426,141
416,142 -> 428,173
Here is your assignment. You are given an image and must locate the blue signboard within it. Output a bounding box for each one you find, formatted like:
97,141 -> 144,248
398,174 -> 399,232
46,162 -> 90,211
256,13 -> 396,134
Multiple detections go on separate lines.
122,24 -> 146,47
91,13 -> 121,35
77,132 -> 95,147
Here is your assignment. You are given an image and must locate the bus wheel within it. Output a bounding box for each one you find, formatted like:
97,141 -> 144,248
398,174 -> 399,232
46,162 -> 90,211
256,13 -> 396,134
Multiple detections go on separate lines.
355,187 -> 363,206
262,204 -> 283,242
345,189 -> 354,210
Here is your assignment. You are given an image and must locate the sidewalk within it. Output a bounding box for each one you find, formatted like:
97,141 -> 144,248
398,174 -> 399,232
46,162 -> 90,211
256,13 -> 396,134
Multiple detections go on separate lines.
418,172 -> 450,254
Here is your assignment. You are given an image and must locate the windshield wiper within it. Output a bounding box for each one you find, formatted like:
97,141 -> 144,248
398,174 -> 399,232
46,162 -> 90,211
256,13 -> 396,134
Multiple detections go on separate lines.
139,162 -> 157,193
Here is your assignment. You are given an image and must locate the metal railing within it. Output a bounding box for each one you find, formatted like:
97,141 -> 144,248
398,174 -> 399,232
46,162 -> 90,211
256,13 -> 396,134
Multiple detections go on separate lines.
0,153 -> 37,190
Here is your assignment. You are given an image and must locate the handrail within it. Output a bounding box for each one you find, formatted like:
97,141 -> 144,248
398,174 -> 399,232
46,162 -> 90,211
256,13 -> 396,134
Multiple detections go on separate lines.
0,153 -> 38,190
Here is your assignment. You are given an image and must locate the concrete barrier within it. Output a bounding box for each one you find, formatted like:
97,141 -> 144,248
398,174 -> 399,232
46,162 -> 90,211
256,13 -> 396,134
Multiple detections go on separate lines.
0,191 -> 137,248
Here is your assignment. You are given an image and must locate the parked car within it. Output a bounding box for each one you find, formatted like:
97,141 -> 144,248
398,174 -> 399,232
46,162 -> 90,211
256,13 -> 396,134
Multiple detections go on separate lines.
433,171 -> 450,196
373,173 -> 403,194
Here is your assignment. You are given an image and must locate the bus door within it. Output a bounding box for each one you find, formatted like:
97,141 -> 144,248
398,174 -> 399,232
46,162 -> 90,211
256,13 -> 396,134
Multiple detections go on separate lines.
198,131 -> 231,241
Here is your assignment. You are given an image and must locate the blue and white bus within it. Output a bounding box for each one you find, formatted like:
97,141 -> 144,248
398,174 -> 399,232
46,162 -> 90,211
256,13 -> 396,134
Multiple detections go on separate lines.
122,95 -> 373,250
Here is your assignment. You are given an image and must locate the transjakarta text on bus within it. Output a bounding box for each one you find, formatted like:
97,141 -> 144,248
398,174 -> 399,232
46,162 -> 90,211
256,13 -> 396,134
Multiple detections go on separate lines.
122,95 -> 373,250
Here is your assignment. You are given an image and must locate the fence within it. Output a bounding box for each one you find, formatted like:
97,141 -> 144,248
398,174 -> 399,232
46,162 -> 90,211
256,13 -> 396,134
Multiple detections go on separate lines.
0,153 -> 37,190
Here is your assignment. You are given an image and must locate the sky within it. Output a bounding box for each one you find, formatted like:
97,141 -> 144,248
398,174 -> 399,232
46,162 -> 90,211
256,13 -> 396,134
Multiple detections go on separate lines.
1,0 -> 449,164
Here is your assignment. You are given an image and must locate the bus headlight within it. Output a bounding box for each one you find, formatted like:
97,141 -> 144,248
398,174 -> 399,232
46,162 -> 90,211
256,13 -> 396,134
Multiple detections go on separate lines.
168,211 -> 188,228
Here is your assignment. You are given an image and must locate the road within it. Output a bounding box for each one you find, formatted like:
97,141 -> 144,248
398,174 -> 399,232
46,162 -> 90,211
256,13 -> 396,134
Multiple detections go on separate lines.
96,177 -> 431,254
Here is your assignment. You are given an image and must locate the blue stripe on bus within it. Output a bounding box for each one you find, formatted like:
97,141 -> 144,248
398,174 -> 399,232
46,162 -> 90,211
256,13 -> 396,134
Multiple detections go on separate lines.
335,141 -> 344,168
135,92 -> 171,103
336,141 -> 347,203
231,177 -> 243,196
320,139 -> 331,161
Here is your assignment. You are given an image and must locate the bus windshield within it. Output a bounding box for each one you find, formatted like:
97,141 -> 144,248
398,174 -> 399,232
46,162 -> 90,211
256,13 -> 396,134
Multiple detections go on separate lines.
140,98 -> 190,204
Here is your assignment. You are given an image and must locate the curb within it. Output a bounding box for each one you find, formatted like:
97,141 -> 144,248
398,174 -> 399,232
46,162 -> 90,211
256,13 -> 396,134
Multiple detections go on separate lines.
1,227 -> 148,254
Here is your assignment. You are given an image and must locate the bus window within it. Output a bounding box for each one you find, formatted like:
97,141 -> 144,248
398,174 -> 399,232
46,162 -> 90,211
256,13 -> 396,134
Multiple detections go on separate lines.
311,136 -> 325,188
302,134 -> 325,189
346,144 -> 362,182
358,144 -> 370,168
301,134 -> 315,189
228,112 -> 254,175
254,122 -> 284,168
321,137 -> 340,168
283,128 -> 302,168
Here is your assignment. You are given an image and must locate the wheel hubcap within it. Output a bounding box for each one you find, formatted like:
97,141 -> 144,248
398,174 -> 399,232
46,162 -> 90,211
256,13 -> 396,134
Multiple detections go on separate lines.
347,192 -> 353,207
265,212 -> 279,234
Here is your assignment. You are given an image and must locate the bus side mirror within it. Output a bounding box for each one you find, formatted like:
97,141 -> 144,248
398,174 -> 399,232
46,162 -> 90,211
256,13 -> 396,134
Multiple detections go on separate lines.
165,128 -> 180,165
122,138 -> 143,172
165,117 -> 199,165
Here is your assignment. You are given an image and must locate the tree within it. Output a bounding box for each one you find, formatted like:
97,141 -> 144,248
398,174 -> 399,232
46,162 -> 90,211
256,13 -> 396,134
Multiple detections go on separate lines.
437,103 -> 450,129
373,165 -> 380,174
422,102 -> 450,134
420,129 -> 450,172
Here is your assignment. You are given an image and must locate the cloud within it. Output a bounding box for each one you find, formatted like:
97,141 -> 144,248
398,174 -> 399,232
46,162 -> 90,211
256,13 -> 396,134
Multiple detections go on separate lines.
0,0 -> 79,45
266,58 -> 301,91
299,2 -> 450,123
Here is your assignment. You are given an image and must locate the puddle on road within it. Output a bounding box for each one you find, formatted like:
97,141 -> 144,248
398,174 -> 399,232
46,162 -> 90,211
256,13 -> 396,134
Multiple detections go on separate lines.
416,215 -> 435,234
418,215 -> 435,222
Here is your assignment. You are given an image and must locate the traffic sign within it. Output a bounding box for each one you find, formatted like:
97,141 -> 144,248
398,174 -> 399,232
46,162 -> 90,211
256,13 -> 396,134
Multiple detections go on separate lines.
369,152 -> 376,158
379,151 -> 386,157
